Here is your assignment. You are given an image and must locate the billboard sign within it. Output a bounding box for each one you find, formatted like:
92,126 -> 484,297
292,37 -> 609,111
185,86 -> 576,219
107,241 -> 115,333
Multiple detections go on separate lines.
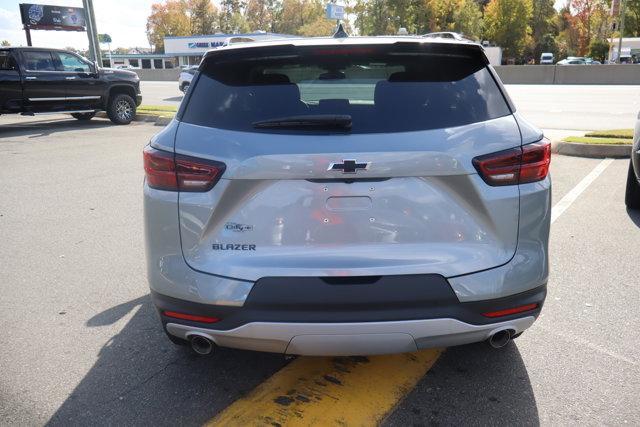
19,3 -> 86,31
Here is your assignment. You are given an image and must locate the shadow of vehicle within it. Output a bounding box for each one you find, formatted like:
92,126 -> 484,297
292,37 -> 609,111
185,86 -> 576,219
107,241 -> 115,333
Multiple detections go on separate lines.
627,208 -> 640,228
48,296 -> 539,425
163,96 -> 183,102
385,341 -> 539,426
0,117 -> 114,139
46,295 -> 286,426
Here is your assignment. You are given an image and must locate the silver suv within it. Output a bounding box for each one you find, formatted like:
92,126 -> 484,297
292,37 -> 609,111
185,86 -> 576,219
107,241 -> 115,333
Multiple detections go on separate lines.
143,37 -> 551,356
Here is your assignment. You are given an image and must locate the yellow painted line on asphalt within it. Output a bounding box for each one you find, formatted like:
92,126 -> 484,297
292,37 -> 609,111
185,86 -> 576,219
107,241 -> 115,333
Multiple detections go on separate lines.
206,349 -> 442,426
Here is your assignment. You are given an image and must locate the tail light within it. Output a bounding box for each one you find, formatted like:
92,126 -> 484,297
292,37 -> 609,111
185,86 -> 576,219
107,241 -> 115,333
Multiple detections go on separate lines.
143,145 -> 226,192
473,138 -> 551,186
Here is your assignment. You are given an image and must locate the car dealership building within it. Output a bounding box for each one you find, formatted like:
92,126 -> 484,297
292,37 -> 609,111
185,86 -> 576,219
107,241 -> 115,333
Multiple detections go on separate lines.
164,32 -> 297,66
103,32 -> 296,69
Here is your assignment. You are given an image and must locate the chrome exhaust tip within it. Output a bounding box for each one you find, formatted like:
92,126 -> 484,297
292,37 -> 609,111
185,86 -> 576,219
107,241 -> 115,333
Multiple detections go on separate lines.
488,329 -> 512,349
189,335 -> 214,355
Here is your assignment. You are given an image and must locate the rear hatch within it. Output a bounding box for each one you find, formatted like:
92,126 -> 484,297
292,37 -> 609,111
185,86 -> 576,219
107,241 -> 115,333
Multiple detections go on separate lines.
173,41 -> 521,281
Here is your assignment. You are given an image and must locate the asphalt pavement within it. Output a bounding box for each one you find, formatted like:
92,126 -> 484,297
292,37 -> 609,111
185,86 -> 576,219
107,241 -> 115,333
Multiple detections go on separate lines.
140,81 -> 640,131
0,114 -> 639,425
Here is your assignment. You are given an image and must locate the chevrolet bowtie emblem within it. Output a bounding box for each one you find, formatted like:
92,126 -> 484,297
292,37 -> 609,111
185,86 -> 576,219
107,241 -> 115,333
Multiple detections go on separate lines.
327,159 -> 370,174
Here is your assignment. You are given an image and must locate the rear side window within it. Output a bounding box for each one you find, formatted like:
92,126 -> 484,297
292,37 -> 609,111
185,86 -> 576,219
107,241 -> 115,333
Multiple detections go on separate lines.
23,51 -> 56,71
182,44 -> 511,134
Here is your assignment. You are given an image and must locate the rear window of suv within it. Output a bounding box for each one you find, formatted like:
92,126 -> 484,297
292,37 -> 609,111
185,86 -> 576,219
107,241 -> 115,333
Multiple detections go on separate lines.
182,43 -> 511,134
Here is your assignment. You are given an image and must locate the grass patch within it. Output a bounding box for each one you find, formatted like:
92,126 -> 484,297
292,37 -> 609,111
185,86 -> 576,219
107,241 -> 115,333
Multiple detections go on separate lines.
137,105 -> 177,118
584,129 -> 633,139
563,136 -> 633,145
138,105 -> 178,113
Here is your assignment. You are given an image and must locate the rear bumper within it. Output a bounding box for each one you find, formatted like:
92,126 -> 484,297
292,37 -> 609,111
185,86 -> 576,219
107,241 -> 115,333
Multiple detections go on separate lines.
153,284 -> 545,355
165,316 -> 536,356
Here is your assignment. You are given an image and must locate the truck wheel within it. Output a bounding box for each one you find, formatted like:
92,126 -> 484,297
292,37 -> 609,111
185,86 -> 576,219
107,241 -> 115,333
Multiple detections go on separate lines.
625,161 -> 640,209
180,82 -> 189,93
71,112 -> 95,121
107,93 -> 136,125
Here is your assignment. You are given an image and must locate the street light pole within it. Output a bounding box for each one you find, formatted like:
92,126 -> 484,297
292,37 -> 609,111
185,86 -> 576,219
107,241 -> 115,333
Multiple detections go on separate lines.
82,0 -> 102,65
617,0 -> 627,63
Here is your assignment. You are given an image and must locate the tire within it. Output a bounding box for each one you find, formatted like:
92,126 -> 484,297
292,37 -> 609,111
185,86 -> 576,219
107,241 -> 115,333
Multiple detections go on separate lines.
107,93 -> 136,125
180,82 -> 189,93
71,112 -> 95,121
625,160 -> 640,209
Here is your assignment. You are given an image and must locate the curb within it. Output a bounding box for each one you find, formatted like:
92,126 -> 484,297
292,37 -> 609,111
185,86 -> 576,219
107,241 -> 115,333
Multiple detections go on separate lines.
96,112 -> 173,126
551,140 -> 631,159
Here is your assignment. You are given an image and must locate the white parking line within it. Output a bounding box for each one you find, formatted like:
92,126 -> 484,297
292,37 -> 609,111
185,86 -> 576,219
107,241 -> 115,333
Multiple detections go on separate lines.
551,158 -> 615,224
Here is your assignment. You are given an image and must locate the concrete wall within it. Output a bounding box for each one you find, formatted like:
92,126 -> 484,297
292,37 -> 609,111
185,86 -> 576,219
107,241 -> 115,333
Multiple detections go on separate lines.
495,64 -> 640,85
133,69 -> 181,81
132,65 -> 640,84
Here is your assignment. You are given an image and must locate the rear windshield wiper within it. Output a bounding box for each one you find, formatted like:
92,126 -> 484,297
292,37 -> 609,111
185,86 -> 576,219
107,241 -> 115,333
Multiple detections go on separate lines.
252,115 -> 352,130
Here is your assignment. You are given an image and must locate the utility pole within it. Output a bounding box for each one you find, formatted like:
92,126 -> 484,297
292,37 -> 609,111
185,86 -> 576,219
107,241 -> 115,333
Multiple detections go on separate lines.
24,27 -> 32,46
617,0 -> 627,63
82,0 -> 102,65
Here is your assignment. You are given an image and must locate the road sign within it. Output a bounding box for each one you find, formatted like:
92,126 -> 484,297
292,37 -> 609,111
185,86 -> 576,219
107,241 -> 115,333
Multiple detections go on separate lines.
326,3 -> 345,20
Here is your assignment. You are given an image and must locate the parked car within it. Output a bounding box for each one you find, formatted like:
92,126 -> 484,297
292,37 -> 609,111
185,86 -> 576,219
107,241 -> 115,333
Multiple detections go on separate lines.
626,116 -> 640,209
557,57 -> 586,65
0,47 -> 141,124
422,32 -> 472,42
540,52 -> 554,64
144,36 -> 551,356
557,56 -> 600,65
178,66 -> 198,93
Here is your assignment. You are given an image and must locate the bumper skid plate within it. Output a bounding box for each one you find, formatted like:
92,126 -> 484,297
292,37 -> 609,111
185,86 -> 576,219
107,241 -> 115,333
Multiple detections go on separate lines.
166,316 -> 536,356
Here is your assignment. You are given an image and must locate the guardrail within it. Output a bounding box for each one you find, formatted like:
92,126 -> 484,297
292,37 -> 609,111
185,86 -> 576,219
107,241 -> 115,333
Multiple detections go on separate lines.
494,64 -> 640,85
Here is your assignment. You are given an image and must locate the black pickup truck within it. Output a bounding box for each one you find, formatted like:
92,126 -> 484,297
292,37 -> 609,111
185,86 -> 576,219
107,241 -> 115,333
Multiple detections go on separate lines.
0,47 -> 142,124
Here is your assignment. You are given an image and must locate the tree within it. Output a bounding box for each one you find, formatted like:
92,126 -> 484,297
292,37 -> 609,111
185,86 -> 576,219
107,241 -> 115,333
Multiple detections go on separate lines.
1,40 -> 10,47
530,0 -> 556,62
626,0 -> 640,36
353,0 -> 430,36
245,0 -> 276,31
299,16 -> 337,36
275,0 -> 329,35
588,37 -> 609,61
146,1 -> 192,52
428,0 -> 483,40
187,0 -> 219,35
219,0 -> 250,33
484,0 -> 533,61
353,0 -> 398,35
570,0 -> 609,55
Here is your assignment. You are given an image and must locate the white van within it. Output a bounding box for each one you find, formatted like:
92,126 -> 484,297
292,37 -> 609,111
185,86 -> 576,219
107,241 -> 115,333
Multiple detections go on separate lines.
540,53 -> 554,64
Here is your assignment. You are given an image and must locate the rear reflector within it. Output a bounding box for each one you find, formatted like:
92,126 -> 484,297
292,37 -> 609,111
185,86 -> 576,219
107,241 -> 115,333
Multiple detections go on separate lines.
482,303 -> 539,318
163,311 -> 220,323
473,138 -> 551,186
143,145 -> 226,192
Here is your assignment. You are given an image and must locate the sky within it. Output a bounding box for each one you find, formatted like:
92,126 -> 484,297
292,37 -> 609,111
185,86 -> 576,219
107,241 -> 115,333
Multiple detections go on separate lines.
0,0 -> 569,50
